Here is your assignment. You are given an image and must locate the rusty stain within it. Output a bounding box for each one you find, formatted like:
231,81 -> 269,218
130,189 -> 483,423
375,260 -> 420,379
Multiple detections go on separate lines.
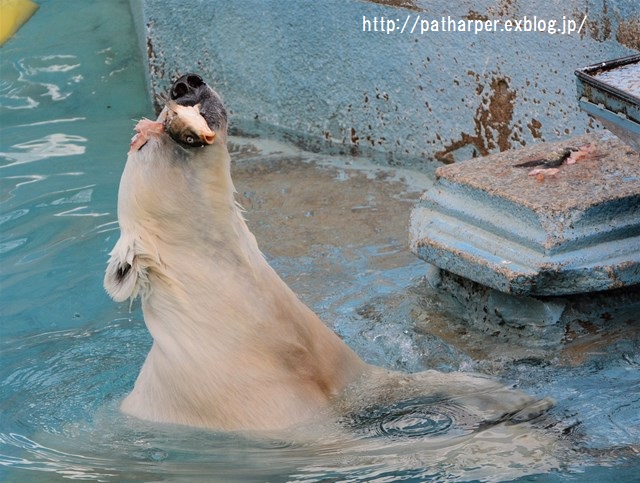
580,5 -> 613,42
527,118 -> 543,139
465,10 -> 489,22
601,1 -> 612,40
435,74 -> 517,163
350,127 -> 360,145
616,18 -> 640,51
606,263 -> 631,290
489,0 -> 516,19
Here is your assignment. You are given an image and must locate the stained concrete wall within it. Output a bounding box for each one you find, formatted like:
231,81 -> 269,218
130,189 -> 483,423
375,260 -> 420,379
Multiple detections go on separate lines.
129,0 -> 639,168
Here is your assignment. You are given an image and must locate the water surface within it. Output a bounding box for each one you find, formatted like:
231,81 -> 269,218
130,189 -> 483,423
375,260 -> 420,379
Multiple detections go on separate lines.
1,1 -> 639,481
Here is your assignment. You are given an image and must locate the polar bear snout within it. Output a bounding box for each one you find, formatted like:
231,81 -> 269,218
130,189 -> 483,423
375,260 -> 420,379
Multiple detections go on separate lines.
169,73 -> 228,134
170,73 -> 205,99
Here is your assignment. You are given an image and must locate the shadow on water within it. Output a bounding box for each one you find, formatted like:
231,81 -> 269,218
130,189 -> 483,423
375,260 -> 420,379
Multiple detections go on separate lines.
1,0 -> 639,481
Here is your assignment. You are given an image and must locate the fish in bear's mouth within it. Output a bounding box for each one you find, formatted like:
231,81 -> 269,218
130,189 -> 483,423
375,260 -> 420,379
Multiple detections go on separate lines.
129,101 -> 216,152
129,73 -> 224,152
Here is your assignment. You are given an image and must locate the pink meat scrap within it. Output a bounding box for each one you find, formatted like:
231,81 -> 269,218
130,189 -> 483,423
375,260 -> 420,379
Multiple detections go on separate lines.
129,118 -> 165,153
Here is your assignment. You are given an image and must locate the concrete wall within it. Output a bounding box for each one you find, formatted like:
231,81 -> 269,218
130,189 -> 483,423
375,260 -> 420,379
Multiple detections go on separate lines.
130,0 -> 639,169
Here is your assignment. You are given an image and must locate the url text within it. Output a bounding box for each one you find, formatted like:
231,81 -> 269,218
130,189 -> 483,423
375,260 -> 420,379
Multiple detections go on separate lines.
362,14 -> 589,36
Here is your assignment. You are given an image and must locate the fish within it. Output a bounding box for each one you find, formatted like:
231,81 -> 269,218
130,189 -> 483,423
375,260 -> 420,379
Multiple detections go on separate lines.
163,101 -> 216,148
128,101 -> 216,153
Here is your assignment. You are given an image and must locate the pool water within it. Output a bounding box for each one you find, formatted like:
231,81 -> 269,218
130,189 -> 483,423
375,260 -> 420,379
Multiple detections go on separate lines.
1,1 -> 639,481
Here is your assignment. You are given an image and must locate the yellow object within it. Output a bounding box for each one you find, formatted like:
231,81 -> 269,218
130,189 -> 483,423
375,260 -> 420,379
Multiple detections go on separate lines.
0,0 -> 38,46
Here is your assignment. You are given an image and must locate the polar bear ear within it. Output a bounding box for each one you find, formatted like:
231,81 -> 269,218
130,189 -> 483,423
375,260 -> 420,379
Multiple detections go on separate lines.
104,235 -> 143,302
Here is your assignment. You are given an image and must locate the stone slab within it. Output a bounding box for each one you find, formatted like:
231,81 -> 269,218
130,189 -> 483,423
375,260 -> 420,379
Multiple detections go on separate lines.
410,131 -> 640,295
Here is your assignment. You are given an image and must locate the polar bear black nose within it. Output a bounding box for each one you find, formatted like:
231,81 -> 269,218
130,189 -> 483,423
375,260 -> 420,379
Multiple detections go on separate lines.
168,73 -> 228,132
171,74 -> 205,100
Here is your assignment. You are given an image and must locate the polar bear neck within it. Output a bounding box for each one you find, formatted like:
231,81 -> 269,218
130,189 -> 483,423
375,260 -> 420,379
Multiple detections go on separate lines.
112,138 -> 367,427
117,138 -> 251,259
121,139 -> 273,337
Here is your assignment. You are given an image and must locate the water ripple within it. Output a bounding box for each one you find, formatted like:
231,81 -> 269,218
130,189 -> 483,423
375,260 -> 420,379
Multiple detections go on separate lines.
0,237 -> 27,254
0,54 -> 81,109
0,432 -> 118,481
346,396 -> 481,441
0,133 -> 87,167
0,208 -> 29,225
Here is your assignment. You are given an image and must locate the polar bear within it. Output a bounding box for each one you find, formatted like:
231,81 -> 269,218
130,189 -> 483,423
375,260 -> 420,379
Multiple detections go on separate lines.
104,74 -> 552,432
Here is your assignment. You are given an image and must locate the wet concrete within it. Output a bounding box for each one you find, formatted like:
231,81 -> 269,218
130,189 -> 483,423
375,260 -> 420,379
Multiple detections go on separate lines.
428,269 -> 640,359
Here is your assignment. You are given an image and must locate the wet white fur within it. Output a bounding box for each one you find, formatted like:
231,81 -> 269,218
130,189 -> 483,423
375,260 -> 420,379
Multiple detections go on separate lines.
105,129 -> 369,430
105,117 -> 551,432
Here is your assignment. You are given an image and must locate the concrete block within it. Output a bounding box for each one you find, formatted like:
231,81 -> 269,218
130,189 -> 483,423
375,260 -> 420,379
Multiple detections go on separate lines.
410,131 -> 640,295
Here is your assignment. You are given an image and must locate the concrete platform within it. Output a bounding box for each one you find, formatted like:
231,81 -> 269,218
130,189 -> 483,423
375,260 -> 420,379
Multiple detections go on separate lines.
410,131 -> 640,296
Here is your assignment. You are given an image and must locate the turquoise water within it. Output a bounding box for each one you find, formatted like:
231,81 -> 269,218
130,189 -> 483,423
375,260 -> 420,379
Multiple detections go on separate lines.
1,1 -> 639,481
